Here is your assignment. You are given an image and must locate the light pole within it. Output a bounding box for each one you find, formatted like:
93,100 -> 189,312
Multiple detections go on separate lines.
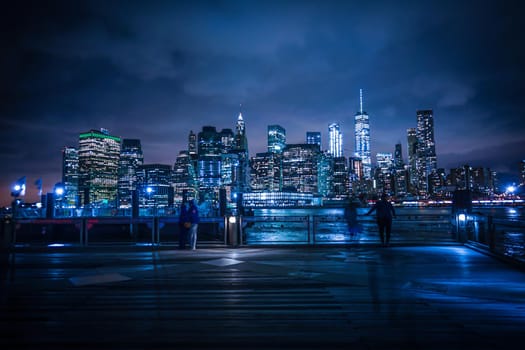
53,182 -> 65,217
146,186 -> 155,216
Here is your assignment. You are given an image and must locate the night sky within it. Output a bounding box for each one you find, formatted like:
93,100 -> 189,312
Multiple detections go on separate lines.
1,0 -> 524,206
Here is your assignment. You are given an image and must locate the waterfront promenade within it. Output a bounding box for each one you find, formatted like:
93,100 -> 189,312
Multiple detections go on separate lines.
1,242 -> 525,349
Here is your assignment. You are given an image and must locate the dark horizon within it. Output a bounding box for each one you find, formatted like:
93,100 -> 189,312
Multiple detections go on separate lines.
2,0 -> 524,206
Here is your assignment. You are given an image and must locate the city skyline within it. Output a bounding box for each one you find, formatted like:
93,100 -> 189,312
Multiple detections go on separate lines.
2,0 -> 524,206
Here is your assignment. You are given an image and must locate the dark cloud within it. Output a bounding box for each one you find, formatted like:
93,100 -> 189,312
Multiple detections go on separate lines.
1,0 -> 525,205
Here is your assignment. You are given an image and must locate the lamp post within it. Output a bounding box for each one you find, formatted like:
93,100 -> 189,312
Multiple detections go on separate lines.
53,182 -> 65,217
146,186 -> 154,216
10,177 -> 26,219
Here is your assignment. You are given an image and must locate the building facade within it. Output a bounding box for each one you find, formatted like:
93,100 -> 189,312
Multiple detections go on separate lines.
354,89 -> 371,179
268,125 -> 286,154
78,129 -> 121,207
118,139 -> 143,208
62,146 -> 79,207
328,123 -> 343,158
415,109 -> 437,196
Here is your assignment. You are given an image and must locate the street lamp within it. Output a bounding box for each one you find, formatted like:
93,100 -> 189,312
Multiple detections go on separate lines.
53,182 -> 65,216
10,177 -> 26,218
146,186 -> 155,215
11,177 -> 26,198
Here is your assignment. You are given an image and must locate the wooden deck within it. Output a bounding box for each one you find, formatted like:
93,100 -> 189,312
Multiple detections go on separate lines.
2,245 -> 525,349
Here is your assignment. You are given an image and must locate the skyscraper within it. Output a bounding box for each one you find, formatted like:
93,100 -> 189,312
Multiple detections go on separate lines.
118,139 -> 143,208
188,130 -> 197,159
78,128 -> 121,206
282,144 -> 320,194
250,152 -> 282,192
136,164 -> 174,208
355,89 -> 371,179
173,150 -> 197,204
406,127 -> 418,192
328,123 -> 343,157
268,125 -> 286,154
306,131 -> 321,149
394,143 -> 404,169
233,110 -> 249,193
62,146 -> 79,207
416,109 -> 437,196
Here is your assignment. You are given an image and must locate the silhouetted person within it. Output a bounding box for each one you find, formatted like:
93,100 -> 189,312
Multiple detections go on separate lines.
366,193 -> 396,246
178,201 -> 189,249
344,198 -> 360,236
188,200 -> 200,250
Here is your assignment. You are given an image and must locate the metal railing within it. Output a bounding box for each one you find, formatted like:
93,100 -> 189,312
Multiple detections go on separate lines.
2,213 -> 457,248
458,213 -> 525,266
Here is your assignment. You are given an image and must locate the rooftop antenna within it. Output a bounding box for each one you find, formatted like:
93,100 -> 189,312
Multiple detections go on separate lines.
360,88 -> 363,114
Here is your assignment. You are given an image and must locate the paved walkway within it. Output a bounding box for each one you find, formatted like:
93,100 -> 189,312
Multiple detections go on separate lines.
1,244 -> 525,349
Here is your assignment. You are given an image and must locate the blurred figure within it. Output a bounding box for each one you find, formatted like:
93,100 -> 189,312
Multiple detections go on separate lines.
366,193 -> 396,246
178,201 -> 189,249
344,197 -> 361,236
188,200 -> 200,250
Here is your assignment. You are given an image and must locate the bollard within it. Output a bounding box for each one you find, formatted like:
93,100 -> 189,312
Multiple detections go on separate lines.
226,215 -> 240,247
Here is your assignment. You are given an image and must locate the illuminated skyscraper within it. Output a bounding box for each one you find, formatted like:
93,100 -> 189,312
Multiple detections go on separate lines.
406,127 -> 418,192
282,144 -> 320,194
394,143 -> 404,169
355,89 -> 371,179
332,156 -> 349,198
118,139 -> 143,208
62,146 -> 79,207
78,128 -> 121,206
268,125 -> 286,154
375,152 -> 394,194
188,130 -> 197,158
173,150 -> 197,204
136,164 -> 173,207
306,131 -> 321,149
250,152 -> 282,192
416,109 -> 437,196
328,123 -> 343,157
233,110 -> 249,193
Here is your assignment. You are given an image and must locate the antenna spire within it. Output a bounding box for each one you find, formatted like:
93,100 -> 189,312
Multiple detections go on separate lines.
359,89 -> 363,114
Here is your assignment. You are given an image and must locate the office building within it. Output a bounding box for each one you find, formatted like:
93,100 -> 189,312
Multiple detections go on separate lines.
78,128 -> 121,206
328,123 -> 343,157
268,125 -> 286,154
355,89 -> 371,179
416,110 -> 437,196
136,164 -> 173,207
282,144 -> 320,194
62,146 -> 79,207
306,131 -> 321,149
118,139 -> 143,208
173,150 -> 198,204
250,152 -> 282,192
407,128 -> 418,192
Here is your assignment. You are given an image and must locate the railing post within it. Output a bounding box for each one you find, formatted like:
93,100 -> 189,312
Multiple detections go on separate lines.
239,216 -> 243,246
488,215 -> 495,252
308,215 -> 314,245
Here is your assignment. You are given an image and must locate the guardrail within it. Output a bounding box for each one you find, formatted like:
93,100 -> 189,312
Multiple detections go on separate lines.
458,213 -> 525,266
2,213 -> 456,248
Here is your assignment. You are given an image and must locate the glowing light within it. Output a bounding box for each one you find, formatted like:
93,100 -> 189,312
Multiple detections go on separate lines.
458,213 -> 466,222
228,216 -> 237,224
507,185 -> 516,193
146,186 -> 153,194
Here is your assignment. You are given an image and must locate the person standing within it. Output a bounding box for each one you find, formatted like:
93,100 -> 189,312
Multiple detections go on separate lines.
344,198 -> 360,236
178,201 -> 189,249
366,193 -> 396,246
188,200 -> 200,250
